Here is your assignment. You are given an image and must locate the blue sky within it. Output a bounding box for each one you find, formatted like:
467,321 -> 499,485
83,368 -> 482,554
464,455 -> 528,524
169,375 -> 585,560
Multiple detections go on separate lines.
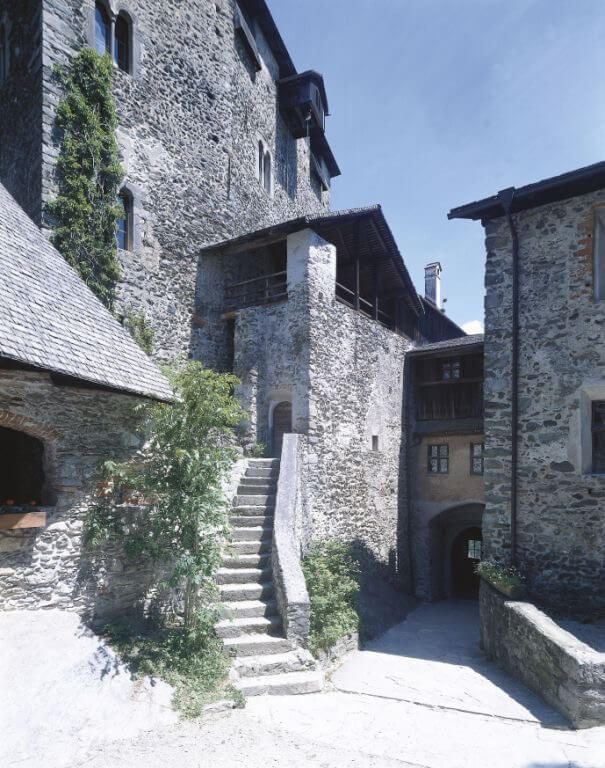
269,0 -> 605,331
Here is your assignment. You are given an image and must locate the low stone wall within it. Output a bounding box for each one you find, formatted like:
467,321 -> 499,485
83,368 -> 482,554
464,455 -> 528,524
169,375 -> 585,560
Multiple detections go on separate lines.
316,632 -> 359,672
480,579 -> 605,728
271,433 -> 311,647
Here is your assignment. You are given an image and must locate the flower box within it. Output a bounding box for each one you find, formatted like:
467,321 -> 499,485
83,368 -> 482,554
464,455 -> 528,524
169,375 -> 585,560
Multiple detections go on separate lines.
0,509 -> 47,530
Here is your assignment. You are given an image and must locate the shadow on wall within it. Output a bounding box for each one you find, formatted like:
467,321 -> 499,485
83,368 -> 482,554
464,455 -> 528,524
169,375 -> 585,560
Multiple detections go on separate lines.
351,539 -> 418,642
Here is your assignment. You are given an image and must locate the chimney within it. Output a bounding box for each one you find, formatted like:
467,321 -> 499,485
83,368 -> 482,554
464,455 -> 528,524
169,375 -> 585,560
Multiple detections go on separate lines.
424,262 -> 442,309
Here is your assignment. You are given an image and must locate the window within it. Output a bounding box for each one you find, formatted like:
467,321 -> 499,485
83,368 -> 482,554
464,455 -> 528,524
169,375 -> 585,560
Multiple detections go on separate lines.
442,359 -> 461,380
428,444 -> 449,474
257,140 -> 272,195
95,2 -> 111,55
116,189 -> 133,250
114,14 -> 130,73
372,435 -> 379,452
470,442 -> 485,475
467,539 -> 482,560
592,401 -> 605,473
595,209 -> 605,301
0,24 -> 7,85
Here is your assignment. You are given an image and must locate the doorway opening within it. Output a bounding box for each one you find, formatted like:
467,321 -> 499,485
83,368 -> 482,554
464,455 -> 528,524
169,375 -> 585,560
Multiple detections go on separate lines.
271,401 -> 292,459
451,526 -> 482,597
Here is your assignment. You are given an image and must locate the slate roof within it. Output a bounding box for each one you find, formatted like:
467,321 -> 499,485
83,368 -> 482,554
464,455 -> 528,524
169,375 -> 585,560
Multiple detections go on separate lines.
448,160 -> 605,222
0,184 -> 173,401
409,334 -> 484,355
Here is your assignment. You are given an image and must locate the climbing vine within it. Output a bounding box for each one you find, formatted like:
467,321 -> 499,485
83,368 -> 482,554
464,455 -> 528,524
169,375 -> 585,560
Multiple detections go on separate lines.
46,48 -> 123,310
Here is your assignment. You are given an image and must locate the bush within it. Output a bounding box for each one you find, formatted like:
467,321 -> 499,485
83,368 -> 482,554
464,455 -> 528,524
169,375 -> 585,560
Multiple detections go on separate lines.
475,559 -> 524,589
302,539 -> 360,656
103,610 -> 242,717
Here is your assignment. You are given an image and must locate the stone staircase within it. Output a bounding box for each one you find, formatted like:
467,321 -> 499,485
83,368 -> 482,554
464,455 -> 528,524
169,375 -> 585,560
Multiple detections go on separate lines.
216,457 -> 323,696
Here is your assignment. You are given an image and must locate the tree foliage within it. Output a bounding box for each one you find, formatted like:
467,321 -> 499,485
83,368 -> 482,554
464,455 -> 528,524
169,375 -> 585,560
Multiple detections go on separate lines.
302,539 -> 361,656
46,48 -> 123,310
86,361 -> 245,629
123,310 -> 155,356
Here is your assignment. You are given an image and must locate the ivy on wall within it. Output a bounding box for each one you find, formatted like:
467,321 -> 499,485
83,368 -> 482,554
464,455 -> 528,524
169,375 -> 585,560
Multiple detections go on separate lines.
46,48 -> 123,310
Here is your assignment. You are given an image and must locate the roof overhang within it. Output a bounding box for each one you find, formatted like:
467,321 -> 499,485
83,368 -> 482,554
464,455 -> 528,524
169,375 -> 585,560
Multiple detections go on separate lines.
407,334 -> 484,357
200,205 -> 423,316
240,0 -> 296,78
448,160 -> 605,223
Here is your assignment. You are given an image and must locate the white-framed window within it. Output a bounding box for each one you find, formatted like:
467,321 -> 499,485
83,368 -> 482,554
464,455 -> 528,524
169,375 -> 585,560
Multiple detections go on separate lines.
470,442 -> 485,475
428,443 -> 449,474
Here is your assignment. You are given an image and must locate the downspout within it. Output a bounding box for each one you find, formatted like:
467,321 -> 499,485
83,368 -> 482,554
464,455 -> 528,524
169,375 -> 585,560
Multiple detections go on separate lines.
496,187 -> 519,566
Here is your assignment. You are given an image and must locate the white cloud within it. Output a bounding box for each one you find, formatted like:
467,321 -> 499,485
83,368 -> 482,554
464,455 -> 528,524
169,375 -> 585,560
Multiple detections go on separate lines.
462,320 -> 484,335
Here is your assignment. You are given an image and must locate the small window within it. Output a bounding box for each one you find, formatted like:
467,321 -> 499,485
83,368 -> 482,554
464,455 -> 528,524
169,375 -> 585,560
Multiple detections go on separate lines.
428,444 -> 449,474
114,14 -> 130,73
372,435 -> 379,452
442,359 -> 461,380
467,539 -> 482,560
95,2 -> 111,55
116,189 -> 133,250
257,140 -> 272,195
470,442 -> 485,475
592,401 -> 605,473
0,24 -> 7,85
594,209 -> 605,301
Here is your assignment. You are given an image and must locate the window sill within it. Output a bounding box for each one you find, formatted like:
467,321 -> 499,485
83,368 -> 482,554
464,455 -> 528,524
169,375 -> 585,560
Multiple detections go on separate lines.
0,508 -> 48,530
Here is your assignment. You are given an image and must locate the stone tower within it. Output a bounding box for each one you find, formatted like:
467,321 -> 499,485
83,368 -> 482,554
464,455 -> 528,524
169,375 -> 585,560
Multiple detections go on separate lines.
0,0 -> 340,358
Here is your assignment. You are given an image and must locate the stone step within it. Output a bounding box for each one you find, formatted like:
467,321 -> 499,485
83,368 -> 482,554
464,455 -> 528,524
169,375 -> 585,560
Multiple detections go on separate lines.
245,467 -> 279,479
232,526 -> 272,542
238,477 -> 277,488
220,599 -> 278,619
235,494 -> 276,507
216,615 -> 282,639
222,553 -> 270,569
247,458 -> 280,468
224,633 -> 291,657
230,515 -> 273,528
219,582 -> 274,602
216,567 -> 271,585
236,484 -> 276,496
232,539 -> 271,555
235,670 -> 324,696
230,505 -> 275,517
234,649 -> 316,678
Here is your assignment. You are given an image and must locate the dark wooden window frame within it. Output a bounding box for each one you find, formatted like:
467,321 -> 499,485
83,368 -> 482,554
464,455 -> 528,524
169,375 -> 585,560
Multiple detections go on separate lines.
427,443 -> 449,474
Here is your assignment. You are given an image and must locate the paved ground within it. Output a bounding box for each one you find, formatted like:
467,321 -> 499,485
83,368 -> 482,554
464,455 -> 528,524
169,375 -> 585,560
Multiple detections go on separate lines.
3,602 -> 605,768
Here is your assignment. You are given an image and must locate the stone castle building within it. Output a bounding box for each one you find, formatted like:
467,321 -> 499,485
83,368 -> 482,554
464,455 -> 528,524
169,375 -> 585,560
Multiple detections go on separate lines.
2,0 -> 602,718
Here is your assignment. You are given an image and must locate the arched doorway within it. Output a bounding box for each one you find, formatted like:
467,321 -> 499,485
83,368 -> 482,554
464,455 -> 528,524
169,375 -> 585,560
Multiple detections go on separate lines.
451,526 -> 482,597
271,401 -> 292,459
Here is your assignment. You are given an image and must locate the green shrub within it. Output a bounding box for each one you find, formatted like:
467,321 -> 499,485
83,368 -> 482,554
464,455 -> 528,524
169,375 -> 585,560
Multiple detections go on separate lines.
475,559 -> 524,589
46,48 -> 124,311
103,609 -> 240,717
302,539 -> 360,656
248,442 -> 266,458
86,360 -> 245,629
122,310 -> 154,355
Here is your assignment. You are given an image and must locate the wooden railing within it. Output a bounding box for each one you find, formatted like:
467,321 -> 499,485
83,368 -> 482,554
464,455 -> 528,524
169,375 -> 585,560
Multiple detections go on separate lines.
225,271 -> 288,311
335,282 -> 393,328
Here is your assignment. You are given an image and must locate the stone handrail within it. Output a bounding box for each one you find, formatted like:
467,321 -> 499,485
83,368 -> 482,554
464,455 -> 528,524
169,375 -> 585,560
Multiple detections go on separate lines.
271,433 -> 310,647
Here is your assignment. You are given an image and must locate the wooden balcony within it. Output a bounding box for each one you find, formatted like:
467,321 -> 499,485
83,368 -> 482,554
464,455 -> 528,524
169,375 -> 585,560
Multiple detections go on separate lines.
225,271 -> 288,311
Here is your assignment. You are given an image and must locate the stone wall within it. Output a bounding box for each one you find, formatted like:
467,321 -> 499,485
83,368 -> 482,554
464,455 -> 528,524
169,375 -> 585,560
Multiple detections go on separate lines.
296,230 -> 410,575
0,369 -> 158,618
32,0 -> 329,360
483,190 -> 605,611
480,580 -> 605,729
0,0 -> 42,223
